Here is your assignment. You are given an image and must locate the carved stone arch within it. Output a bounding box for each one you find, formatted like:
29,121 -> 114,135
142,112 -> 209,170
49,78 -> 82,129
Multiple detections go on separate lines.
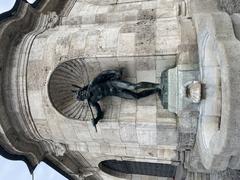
98,160 -> 177,179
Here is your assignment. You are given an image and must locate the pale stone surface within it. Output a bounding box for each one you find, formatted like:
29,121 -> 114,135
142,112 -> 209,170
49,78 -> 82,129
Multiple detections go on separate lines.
117,33 -> 135,56
28,91 -> 46,119
194,10 -> 240,171
0,0 -> 184,179
137,70 -> 156,83
119,122 -> 138,143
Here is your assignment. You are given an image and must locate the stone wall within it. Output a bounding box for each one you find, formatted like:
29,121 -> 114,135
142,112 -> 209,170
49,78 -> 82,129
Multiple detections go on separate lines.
0,0 -> 202,178
6,0 -> 239,179
19,0 -> 183,179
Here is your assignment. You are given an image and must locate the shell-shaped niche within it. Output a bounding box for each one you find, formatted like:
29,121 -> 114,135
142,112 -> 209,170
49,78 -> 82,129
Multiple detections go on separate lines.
48,58 -> 91,120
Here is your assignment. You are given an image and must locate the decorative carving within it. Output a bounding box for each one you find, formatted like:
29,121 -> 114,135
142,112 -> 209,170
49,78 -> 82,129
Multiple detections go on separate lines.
48,58 -> 91,120
46,12 -> 59,29
186,81 -> 201,103
52,143 -> 66,157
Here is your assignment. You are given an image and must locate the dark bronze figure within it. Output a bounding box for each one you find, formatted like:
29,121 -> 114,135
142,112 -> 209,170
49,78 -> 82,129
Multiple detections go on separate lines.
72,69 -> 162,131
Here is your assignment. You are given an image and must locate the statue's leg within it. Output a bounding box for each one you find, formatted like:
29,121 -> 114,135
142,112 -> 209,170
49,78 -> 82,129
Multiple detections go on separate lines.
135,82 -> 161,92
111,80 -> 137,91
112,81 -> 161,92
137,89 -> 159,98
118,89 -> 158,99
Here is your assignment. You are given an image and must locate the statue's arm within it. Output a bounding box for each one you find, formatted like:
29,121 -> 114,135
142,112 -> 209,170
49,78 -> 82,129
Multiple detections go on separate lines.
90,101 -> 104,126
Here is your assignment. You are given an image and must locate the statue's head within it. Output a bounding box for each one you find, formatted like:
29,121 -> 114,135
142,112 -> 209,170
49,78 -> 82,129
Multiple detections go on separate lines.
72,84 -> 88,101
77,89 -> 88,101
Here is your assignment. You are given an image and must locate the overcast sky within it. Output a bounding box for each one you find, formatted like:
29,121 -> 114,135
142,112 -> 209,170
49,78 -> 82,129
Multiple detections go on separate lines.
0,0 -> 67,179
0,156 -> 67,180
0,0 -> 37,13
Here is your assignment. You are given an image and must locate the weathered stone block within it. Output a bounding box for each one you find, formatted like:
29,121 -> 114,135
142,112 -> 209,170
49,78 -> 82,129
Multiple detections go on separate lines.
126,145 -> 141,157
82,15 -> 96,24
140,145 -> 158,158
137,128 -> 157,145
119,122 -> 138,143
135,22 -> 155,55
156,126 -> 177,145
137,70 -> 156,83
117,33 -> 135,56
95,14 -> 107,24
141,1 -> 157,10
84,35 -> 99,56
70,31 -> 88,50
136,56 -> 156,71
137,106 -> 156,122
102,129 -> 122,143
68,142 -> 88,152
163,149 -> 177,160
29,90 -> 46,119
100,142 -> 111,154
120,99 -> 137,114
137,9 -> 156,20
110,144 -> 126,155
59,122 -> 78,141
73,124 -> 93,142
100,28 -> 120,48
87,142 -> 101,153
156,19 -> 179,36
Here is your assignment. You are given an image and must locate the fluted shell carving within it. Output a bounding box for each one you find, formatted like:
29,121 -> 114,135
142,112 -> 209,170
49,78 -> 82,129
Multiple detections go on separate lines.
48,58 -> 91,120
186,81 -> 202,103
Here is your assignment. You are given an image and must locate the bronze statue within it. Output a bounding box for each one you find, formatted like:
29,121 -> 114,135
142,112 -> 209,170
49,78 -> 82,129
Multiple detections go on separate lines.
72,69 -> 162,131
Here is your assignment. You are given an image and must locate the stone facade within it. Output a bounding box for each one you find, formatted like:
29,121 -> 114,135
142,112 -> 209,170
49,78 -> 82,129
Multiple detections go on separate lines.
1,0 -> 240,180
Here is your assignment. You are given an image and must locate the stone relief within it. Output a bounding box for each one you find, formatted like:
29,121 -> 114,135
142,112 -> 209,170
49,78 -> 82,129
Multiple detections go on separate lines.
46,12 -> 59,29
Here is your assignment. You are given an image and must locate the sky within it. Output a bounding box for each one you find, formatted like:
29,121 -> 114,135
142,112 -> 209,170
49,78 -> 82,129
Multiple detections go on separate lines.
0,0 -> 15,13
0,0 -> 67,179
0,0 -> 37,13
0,156 -> 67,180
